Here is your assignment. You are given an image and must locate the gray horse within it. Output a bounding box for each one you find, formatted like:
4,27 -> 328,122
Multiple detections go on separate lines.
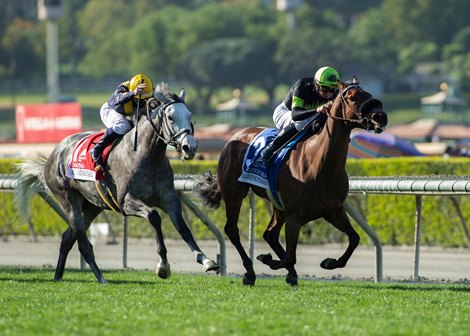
16,83 -> 218,283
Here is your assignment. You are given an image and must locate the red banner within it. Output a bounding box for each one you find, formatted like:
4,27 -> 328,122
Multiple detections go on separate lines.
16,102 -> 83,143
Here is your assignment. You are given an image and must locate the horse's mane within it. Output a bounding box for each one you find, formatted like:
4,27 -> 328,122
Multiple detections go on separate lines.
155,82 -> 182,102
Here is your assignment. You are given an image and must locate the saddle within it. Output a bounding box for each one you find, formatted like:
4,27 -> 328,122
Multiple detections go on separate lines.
65,132 -> 122,212
238,115 -> 327,210
66,132 -> 114,181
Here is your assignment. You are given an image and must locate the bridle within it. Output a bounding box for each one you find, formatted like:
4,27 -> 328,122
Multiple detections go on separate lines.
145,98 -> 194,150
326,84 -> 382,131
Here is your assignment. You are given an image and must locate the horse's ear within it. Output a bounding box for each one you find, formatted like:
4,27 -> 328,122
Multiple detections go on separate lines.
178,88 -> 186,103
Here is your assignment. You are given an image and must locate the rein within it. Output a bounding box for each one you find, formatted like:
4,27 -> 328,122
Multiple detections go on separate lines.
326,85 -> 364,125
145,99 -> 193,150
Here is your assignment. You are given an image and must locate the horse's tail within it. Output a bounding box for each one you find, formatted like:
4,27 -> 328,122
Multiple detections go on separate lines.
193,171 -> 222,209
15,156 -> 48,224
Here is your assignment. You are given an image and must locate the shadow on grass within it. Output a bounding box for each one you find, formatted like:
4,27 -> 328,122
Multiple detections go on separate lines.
0,266 -> 169,286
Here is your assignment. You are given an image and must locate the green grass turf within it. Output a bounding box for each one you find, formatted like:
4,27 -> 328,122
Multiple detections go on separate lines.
0,267 -> 469,335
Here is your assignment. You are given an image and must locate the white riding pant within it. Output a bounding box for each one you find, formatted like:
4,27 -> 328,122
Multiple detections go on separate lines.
99,102 -> 132,135
273,102 -> 318,131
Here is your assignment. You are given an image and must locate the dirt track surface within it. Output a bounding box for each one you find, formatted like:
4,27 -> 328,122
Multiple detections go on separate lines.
1,236 -> 469,283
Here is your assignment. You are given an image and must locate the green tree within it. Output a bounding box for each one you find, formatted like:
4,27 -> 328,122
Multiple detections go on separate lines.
77,0 -> 135,77
179,38 -> 275,114
397,41 -> 439,74
58,0 -> 87,78
443,43 -> 470,90
1,18 -> 45,78
347,7 -> 397,77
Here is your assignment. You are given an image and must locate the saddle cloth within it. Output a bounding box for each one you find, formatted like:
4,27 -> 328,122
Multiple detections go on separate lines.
238,128 -> 309,210
65,132 -> 112,181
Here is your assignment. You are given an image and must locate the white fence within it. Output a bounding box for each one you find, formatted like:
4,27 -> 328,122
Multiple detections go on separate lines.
2,174 -> 470,282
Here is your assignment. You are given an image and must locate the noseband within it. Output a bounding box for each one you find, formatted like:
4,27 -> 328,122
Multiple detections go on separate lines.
145,100 -> 193,150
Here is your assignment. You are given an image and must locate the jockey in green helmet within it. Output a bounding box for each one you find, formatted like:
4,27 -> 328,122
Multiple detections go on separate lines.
260,66 -> 340,163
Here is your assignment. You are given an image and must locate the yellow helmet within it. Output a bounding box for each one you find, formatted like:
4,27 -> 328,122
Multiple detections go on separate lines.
129,73 -> 153,99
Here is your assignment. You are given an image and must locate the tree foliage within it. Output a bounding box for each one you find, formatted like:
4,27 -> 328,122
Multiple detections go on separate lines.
0,0 -> 469,95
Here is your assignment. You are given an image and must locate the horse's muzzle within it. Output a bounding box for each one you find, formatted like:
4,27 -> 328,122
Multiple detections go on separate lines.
371,109 -> 388,133
180,134 -> 198,160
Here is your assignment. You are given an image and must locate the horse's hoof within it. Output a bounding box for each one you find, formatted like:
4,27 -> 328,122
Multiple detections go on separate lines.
320,258 -> 338,270
256,253 -> 273,265
203,259 -> 219,272
269,260 -> 283,270
285,274 -> 298,286
242,273 -> 256,286
156,263 -> 171,279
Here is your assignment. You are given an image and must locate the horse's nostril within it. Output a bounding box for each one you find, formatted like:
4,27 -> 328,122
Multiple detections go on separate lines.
182,144 -> 190,153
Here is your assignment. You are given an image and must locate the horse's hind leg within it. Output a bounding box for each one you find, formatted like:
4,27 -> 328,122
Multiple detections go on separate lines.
55,193 -> 106,283
258,210 -> 298,286
321,207 -> 360,270
54,227 -> 75,281
54,202 -> 102,281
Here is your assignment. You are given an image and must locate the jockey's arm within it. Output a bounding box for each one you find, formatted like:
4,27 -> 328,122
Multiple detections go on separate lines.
108,84 -> 136,109
292,107 -> 317,121
291,101 -> 332,121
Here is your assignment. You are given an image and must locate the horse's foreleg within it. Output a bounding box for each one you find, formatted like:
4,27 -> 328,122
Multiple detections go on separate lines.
321,207 -> 360,270
122,195 -> 173,279
164,194 -> 218,273
259,210 -> 298,286
148,210 -> 171,279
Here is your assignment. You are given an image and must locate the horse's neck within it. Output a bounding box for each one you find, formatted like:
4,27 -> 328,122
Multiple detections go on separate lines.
121,120 -> 167,159
309,103 -> 351,175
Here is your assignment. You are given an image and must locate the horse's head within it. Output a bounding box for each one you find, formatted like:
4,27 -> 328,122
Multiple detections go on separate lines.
334,78 -> 388,133
152,84 -> 197,160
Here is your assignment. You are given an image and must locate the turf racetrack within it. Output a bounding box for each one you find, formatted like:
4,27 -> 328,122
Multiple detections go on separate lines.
0,267 -> 469,335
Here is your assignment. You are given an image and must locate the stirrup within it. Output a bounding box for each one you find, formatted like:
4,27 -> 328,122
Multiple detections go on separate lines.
91,153 -> 104,171
94,163 -> 104,172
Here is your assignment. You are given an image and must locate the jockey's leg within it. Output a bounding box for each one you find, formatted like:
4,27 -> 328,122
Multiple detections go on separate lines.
260,123 -> 297,162
90,127 -> 120,171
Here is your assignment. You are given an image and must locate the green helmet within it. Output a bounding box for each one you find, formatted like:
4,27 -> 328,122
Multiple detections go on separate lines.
314,66 -> 339,88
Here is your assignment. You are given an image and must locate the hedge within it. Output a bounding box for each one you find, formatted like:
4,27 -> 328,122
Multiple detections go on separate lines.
1,157 -> 470,247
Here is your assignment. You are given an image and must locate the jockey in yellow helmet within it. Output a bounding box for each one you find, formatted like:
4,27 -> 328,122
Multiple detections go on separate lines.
90,73 -> 154,171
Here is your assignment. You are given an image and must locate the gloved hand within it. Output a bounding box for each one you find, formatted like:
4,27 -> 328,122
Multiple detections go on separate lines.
134,83 -> 147,96
316,101 -> 333,114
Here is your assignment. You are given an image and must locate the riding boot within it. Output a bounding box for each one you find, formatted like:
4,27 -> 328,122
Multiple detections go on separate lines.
90,127 -> 120,171
260,123 -> 298,163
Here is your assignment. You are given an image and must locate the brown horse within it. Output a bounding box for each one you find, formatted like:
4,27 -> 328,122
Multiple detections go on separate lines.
195,79 -> 388,286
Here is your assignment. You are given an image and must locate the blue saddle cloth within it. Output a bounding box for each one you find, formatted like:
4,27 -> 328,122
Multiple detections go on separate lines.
238,128 -> 309,210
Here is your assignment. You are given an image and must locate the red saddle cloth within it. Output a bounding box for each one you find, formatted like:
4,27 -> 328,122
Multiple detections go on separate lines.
65,132 -> 113,181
